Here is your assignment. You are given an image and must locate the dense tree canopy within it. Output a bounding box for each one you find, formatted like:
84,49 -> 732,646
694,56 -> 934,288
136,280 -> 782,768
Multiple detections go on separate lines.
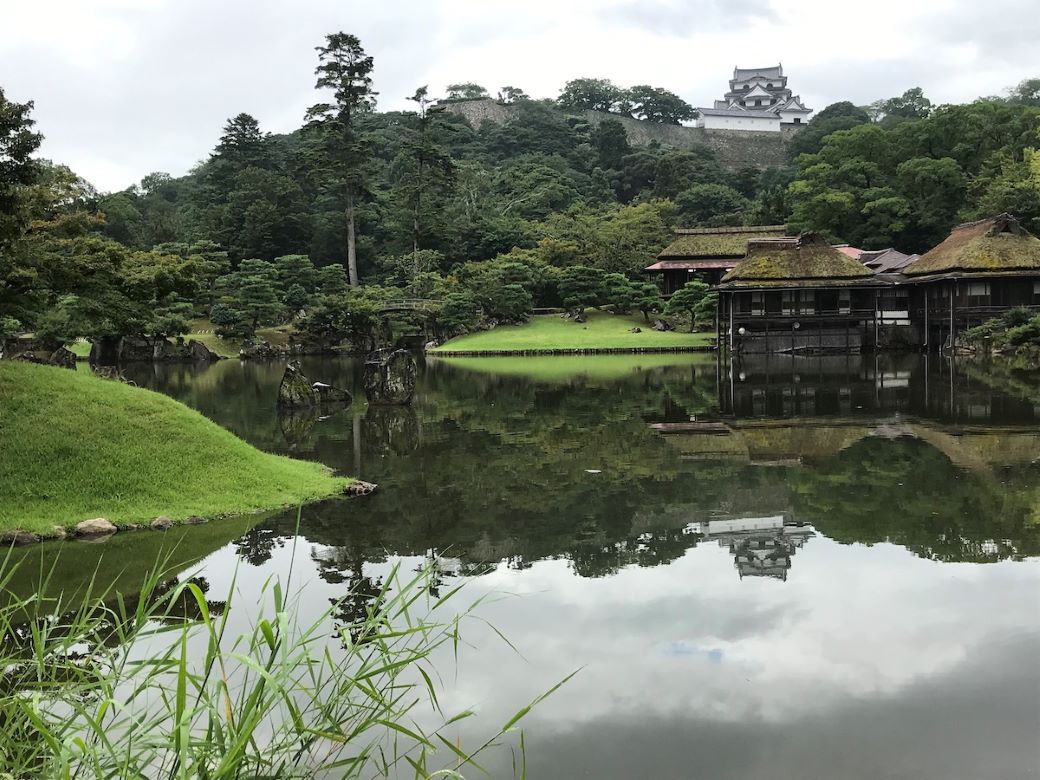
3,45 -> 1037,351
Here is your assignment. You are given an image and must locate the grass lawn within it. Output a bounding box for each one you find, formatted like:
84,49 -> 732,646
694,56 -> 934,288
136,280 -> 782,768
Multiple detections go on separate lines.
429,310 -> 713,354
187,318 -> 296,358
430,353 -> 714,383
0,362 -> 350,536
68,339 -> 92,358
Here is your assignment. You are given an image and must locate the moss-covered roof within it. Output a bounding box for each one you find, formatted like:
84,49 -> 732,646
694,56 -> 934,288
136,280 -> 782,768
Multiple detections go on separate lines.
718,234 -> 875,288
902,214 -> 1040,277
657,225 -> 787,259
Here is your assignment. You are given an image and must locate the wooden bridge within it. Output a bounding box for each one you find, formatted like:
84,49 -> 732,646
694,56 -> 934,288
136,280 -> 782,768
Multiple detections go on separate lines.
376,299 -> 441,314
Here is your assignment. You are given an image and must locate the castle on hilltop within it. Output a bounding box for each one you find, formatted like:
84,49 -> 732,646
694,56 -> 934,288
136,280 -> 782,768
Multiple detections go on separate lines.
696,65 -> 812,133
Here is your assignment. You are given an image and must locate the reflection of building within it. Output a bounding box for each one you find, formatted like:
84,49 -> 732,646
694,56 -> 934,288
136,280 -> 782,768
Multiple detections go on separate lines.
685,514 -> 814,581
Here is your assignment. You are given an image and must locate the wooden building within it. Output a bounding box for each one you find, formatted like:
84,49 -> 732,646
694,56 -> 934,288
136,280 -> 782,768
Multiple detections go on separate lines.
715,233 -> 894,354
645,225 -> 786,295
901,214 -> 1040,348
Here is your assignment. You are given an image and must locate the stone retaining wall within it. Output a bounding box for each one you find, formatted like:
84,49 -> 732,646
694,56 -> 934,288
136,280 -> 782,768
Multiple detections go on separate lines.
440,98 -> 796,170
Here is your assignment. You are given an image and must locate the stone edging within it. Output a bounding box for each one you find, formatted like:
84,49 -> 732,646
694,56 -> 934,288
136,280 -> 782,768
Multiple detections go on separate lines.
0,482 -> 379,548
428,345 -> 716,357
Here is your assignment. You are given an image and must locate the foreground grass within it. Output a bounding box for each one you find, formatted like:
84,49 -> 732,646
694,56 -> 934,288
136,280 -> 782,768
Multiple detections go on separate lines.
0,554 -> 564,777
0,362 -> 349,535
430,310 -> 713,353
188,318 -> 296,358
431,353 -> 714,383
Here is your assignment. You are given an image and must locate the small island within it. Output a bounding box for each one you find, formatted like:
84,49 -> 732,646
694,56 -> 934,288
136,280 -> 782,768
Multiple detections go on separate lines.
0,362 -> 349,540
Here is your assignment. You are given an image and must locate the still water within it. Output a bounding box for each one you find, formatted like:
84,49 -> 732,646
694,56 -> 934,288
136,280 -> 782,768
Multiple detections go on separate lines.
37,355 -> 1040,776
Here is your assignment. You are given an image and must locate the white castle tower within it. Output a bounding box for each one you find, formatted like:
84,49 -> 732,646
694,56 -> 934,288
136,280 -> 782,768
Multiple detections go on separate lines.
696,64 -> 812,132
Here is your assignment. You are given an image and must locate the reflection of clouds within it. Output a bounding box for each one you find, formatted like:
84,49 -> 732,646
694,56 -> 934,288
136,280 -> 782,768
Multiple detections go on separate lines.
190,532 -> 1039,778
423,538 -> 1039,733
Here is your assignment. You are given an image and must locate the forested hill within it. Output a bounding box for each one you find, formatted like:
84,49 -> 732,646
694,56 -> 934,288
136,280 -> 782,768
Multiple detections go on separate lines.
1,61 -> 1037,352
94,80 -> 1039,281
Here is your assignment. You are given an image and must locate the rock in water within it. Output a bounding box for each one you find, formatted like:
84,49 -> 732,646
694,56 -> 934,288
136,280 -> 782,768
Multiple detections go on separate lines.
363,349 -> 417,406
188,339 -> 221,362
277,362 -> 352,408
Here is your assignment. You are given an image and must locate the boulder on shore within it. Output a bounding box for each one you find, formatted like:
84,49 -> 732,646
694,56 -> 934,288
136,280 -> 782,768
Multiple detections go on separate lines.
4,342 -> 77,369
76,517 -> 117,536
363,349 -> 417,406
0,529 -> 41,546
151,516 -> 174,530
344,480 -> 378,496
277,362 -> 353,408
651,319 -> 674,332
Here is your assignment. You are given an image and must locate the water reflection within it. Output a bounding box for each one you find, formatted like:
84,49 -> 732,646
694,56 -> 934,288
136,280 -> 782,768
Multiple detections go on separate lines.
99,352 -> 1040,778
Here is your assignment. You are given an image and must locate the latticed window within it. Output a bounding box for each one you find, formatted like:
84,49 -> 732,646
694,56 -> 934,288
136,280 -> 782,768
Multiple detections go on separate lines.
750,292 -> 764,316
966,282 -> 990,307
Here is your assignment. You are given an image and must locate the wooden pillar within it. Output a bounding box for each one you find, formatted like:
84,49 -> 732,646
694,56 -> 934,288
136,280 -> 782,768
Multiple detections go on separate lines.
923,287 -> 929,350
715,296 -> 721,352
729,293 -> 735,353
873,290 -> 880,352
949,281 -> 956,351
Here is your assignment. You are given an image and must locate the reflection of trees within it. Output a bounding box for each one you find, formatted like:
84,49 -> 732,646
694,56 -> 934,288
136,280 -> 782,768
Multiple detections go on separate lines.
145,354 -> 1040,577
790,437 -> 1040,562
233,526 -> 287,567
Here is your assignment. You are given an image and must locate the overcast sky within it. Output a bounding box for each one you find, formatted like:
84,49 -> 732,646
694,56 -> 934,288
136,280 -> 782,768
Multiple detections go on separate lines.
3,0 -> 1037,192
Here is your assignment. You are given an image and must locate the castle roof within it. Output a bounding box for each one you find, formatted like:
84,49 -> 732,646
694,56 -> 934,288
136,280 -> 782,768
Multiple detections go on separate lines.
778,96 -> 811,112
902,214 -> 1040,277
718,233 -> 876,288
734,65 -> 783,80
657,225 -> 788,261
697,106 -> 780,119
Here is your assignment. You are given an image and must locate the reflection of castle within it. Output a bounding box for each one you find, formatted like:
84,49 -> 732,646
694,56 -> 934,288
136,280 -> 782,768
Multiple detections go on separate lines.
685,514 -> 814,581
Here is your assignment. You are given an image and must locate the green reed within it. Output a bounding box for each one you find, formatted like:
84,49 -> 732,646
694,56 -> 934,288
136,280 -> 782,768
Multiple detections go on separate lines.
0,540 -> 570,779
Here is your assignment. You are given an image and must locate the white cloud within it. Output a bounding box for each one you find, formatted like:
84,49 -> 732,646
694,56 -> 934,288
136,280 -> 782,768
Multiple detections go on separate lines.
1,0 -> 1035,191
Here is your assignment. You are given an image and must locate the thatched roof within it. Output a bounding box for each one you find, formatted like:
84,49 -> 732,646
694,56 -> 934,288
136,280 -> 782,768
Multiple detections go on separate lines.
718,234 -> 876,289
902,214 -> 1040,277
657,225 -> 787,260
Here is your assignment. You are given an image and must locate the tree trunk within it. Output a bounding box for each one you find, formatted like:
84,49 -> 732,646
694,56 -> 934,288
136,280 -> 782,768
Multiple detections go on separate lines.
412,207 -> 420,258
346,192 -> 359,287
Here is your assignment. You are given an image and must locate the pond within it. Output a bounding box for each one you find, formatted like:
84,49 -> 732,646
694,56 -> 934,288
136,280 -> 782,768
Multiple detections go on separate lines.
19,353 -> 1040,778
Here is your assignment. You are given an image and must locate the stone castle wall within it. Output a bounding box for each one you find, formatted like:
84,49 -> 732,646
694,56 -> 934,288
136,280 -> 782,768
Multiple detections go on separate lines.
440,98 -> 797,170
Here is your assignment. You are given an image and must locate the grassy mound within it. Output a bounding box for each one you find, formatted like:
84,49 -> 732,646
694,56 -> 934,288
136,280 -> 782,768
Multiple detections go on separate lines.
429,311 -> 713,354
0,362 -> 349,535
